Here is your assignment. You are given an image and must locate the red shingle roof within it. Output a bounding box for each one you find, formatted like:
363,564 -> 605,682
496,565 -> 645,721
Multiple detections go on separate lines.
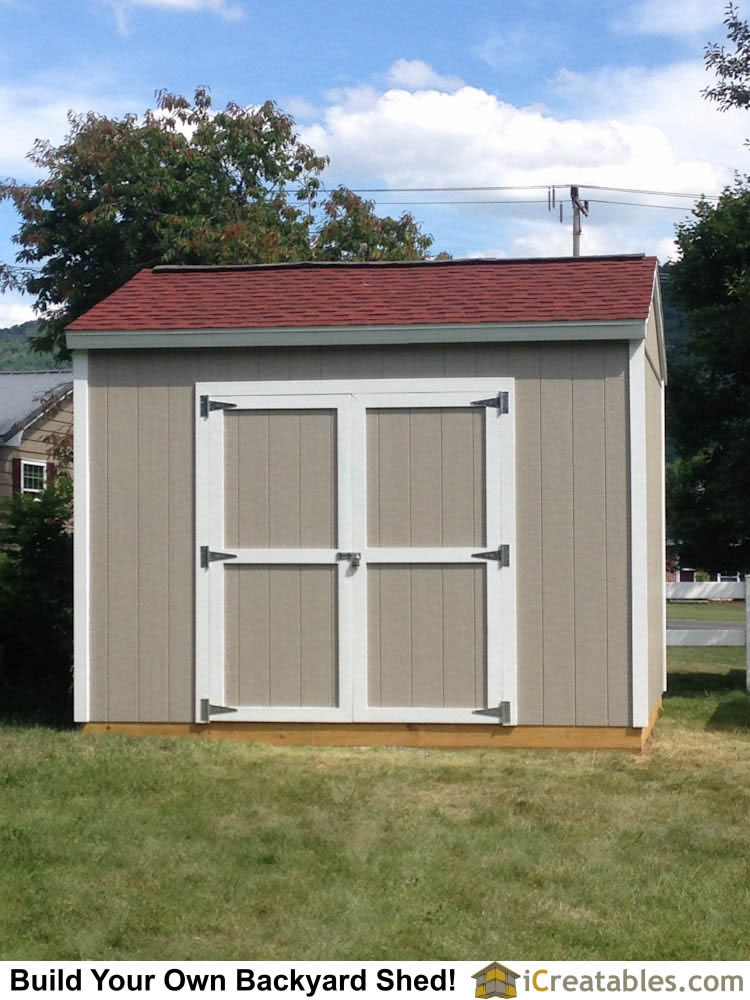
67,255 -> 658,332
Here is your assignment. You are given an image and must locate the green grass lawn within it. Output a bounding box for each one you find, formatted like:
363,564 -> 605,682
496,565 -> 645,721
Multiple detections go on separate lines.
2,649 -> 750,961
667,600 -> 745,622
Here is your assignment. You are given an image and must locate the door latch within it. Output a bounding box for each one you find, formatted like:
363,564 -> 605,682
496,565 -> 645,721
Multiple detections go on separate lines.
337,551 -> 361,568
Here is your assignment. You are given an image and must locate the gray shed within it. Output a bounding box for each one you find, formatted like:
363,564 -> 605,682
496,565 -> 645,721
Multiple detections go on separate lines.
66,255 -> 666,749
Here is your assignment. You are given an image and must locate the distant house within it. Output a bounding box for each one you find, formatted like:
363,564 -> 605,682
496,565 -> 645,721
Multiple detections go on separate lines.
0,371 -> 72,500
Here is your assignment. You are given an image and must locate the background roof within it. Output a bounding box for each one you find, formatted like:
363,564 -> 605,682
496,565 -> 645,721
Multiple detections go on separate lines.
0,371 -> 72,442
68,255 -> 658,332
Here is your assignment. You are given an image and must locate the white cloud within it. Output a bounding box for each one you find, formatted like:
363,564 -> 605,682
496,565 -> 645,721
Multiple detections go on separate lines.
385,59 -> 464,93
107,0 -> 243,34
0,302 -> 37,326
297,58 -> 743,259
285,97 -> 323,121
500,219 -> 677,261
551,60 -> 748,175
301,73 -> 740,199
473,26 -> 562,71
0,84 -> 134,176
615,0 -> 725,35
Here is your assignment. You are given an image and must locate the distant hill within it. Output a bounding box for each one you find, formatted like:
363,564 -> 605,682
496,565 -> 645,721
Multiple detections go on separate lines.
0,320 -> 68,371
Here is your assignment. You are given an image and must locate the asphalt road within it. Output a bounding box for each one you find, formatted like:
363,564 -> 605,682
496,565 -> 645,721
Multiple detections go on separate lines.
668,619 -> 744,630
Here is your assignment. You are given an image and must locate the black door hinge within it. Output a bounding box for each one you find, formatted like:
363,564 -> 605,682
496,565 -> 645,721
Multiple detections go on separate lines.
200,395 -> 238,418
471,391 -> 509,413
200,546 -> 238,569
471,544 -> 510,567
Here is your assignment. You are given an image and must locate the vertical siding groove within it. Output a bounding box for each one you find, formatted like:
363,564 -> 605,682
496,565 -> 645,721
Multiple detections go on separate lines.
603,357 -> 610,726
571,359 -> 577,725
266,568 -> 271,704
297,567 -> 302,705
166,370 -> 171,717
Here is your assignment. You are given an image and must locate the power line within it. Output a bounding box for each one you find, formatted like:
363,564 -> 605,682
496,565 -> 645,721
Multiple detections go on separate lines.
364,196 -> 699,211
366,199 -> 550,206
587,198 -> 695,211
315,182 -> 722,200
574,183 -> 720,200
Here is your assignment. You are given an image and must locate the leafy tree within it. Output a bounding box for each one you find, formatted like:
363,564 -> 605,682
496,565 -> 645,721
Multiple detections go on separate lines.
314,186 -> 437,261
1,88 -> 439,359
0,478 -> 73,724
704,3 -> 750,112
664,5 -> 750,570
665,181 -> 750,570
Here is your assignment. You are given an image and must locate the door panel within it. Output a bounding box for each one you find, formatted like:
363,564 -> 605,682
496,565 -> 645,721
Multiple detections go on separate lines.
224,409 -> 337,548
366,407 -> 485,547
367,564 -> 486,708
225,565 -> 338,707
355,390 -> 507,723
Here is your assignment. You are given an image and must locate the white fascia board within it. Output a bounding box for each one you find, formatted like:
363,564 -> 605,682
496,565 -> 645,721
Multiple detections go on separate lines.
650,269 -> 668,386
73,351 -> 90,723
66,318 -> 645,351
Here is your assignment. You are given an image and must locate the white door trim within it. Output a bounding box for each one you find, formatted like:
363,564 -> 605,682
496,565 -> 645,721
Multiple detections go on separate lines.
196,391 -> 353,724
195,378 -> 517,726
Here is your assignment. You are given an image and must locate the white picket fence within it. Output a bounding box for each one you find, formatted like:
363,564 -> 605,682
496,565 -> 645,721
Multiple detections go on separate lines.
666,578 -> 750,690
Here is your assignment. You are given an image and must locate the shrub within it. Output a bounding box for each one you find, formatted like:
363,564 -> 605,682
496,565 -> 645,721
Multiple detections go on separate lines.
0,477 -> 73,724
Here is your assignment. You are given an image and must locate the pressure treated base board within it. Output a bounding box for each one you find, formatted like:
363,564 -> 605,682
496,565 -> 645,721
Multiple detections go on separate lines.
84,707 -> 661,751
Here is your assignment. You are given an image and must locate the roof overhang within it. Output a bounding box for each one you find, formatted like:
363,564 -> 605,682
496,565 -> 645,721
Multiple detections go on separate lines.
66,318 -> 648,351
0,383 -> 73,447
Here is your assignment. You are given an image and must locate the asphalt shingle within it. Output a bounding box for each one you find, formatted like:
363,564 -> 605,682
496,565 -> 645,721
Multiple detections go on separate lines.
67,255 -> 658,332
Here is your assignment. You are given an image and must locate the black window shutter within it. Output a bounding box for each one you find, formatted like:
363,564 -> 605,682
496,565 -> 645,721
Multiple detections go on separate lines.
11,458 -> 21,496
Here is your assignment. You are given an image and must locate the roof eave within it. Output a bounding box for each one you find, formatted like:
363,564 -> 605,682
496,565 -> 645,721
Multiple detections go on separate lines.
0,383 -> 73,446
66,318 -> 648,351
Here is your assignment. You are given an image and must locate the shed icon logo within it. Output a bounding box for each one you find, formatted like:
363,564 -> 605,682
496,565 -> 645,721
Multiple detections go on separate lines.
472,963 -> 520,998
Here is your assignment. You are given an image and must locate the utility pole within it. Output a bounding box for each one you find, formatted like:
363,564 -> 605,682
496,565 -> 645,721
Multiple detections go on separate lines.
570,186 -> 589,256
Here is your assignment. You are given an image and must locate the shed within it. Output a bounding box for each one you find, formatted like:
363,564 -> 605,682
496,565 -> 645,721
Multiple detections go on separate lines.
66,255 -> 666,750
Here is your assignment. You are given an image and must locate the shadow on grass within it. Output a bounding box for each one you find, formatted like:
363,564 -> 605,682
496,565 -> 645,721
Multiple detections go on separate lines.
667,668 -> 746,696
0,712 -> 76,731
666,669 -> 750,730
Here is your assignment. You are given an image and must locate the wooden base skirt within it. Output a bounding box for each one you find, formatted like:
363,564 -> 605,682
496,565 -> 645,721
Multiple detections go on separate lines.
84,705 -> 660,751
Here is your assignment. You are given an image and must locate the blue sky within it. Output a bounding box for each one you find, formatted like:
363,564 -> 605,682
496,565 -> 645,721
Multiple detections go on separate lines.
1,0 -> 749,324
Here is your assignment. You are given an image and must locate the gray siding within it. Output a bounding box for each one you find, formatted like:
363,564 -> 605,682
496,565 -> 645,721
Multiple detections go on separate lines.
87,340 -> 632,726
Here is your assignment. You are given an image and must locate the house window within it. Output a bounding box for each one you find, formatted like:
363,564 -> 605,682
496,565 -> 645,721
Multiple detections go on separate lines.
21,461 -> 46,499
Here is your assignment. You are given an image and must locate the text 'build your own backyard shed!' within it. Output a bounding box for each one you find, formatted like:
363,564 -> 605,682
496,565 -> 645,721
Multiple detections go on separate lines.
67,254 -> 666,750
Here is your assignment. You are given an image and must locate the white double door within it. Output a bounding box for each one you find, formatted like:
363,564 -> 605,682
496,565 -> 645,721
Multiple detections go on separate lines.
195,378 -> 516,725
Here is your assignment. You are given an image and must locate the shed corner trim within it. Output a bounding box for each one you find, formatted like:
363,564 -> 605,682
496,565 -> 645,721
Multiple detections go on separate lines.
73,349 -> 90,723
628,339 -> 650,727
